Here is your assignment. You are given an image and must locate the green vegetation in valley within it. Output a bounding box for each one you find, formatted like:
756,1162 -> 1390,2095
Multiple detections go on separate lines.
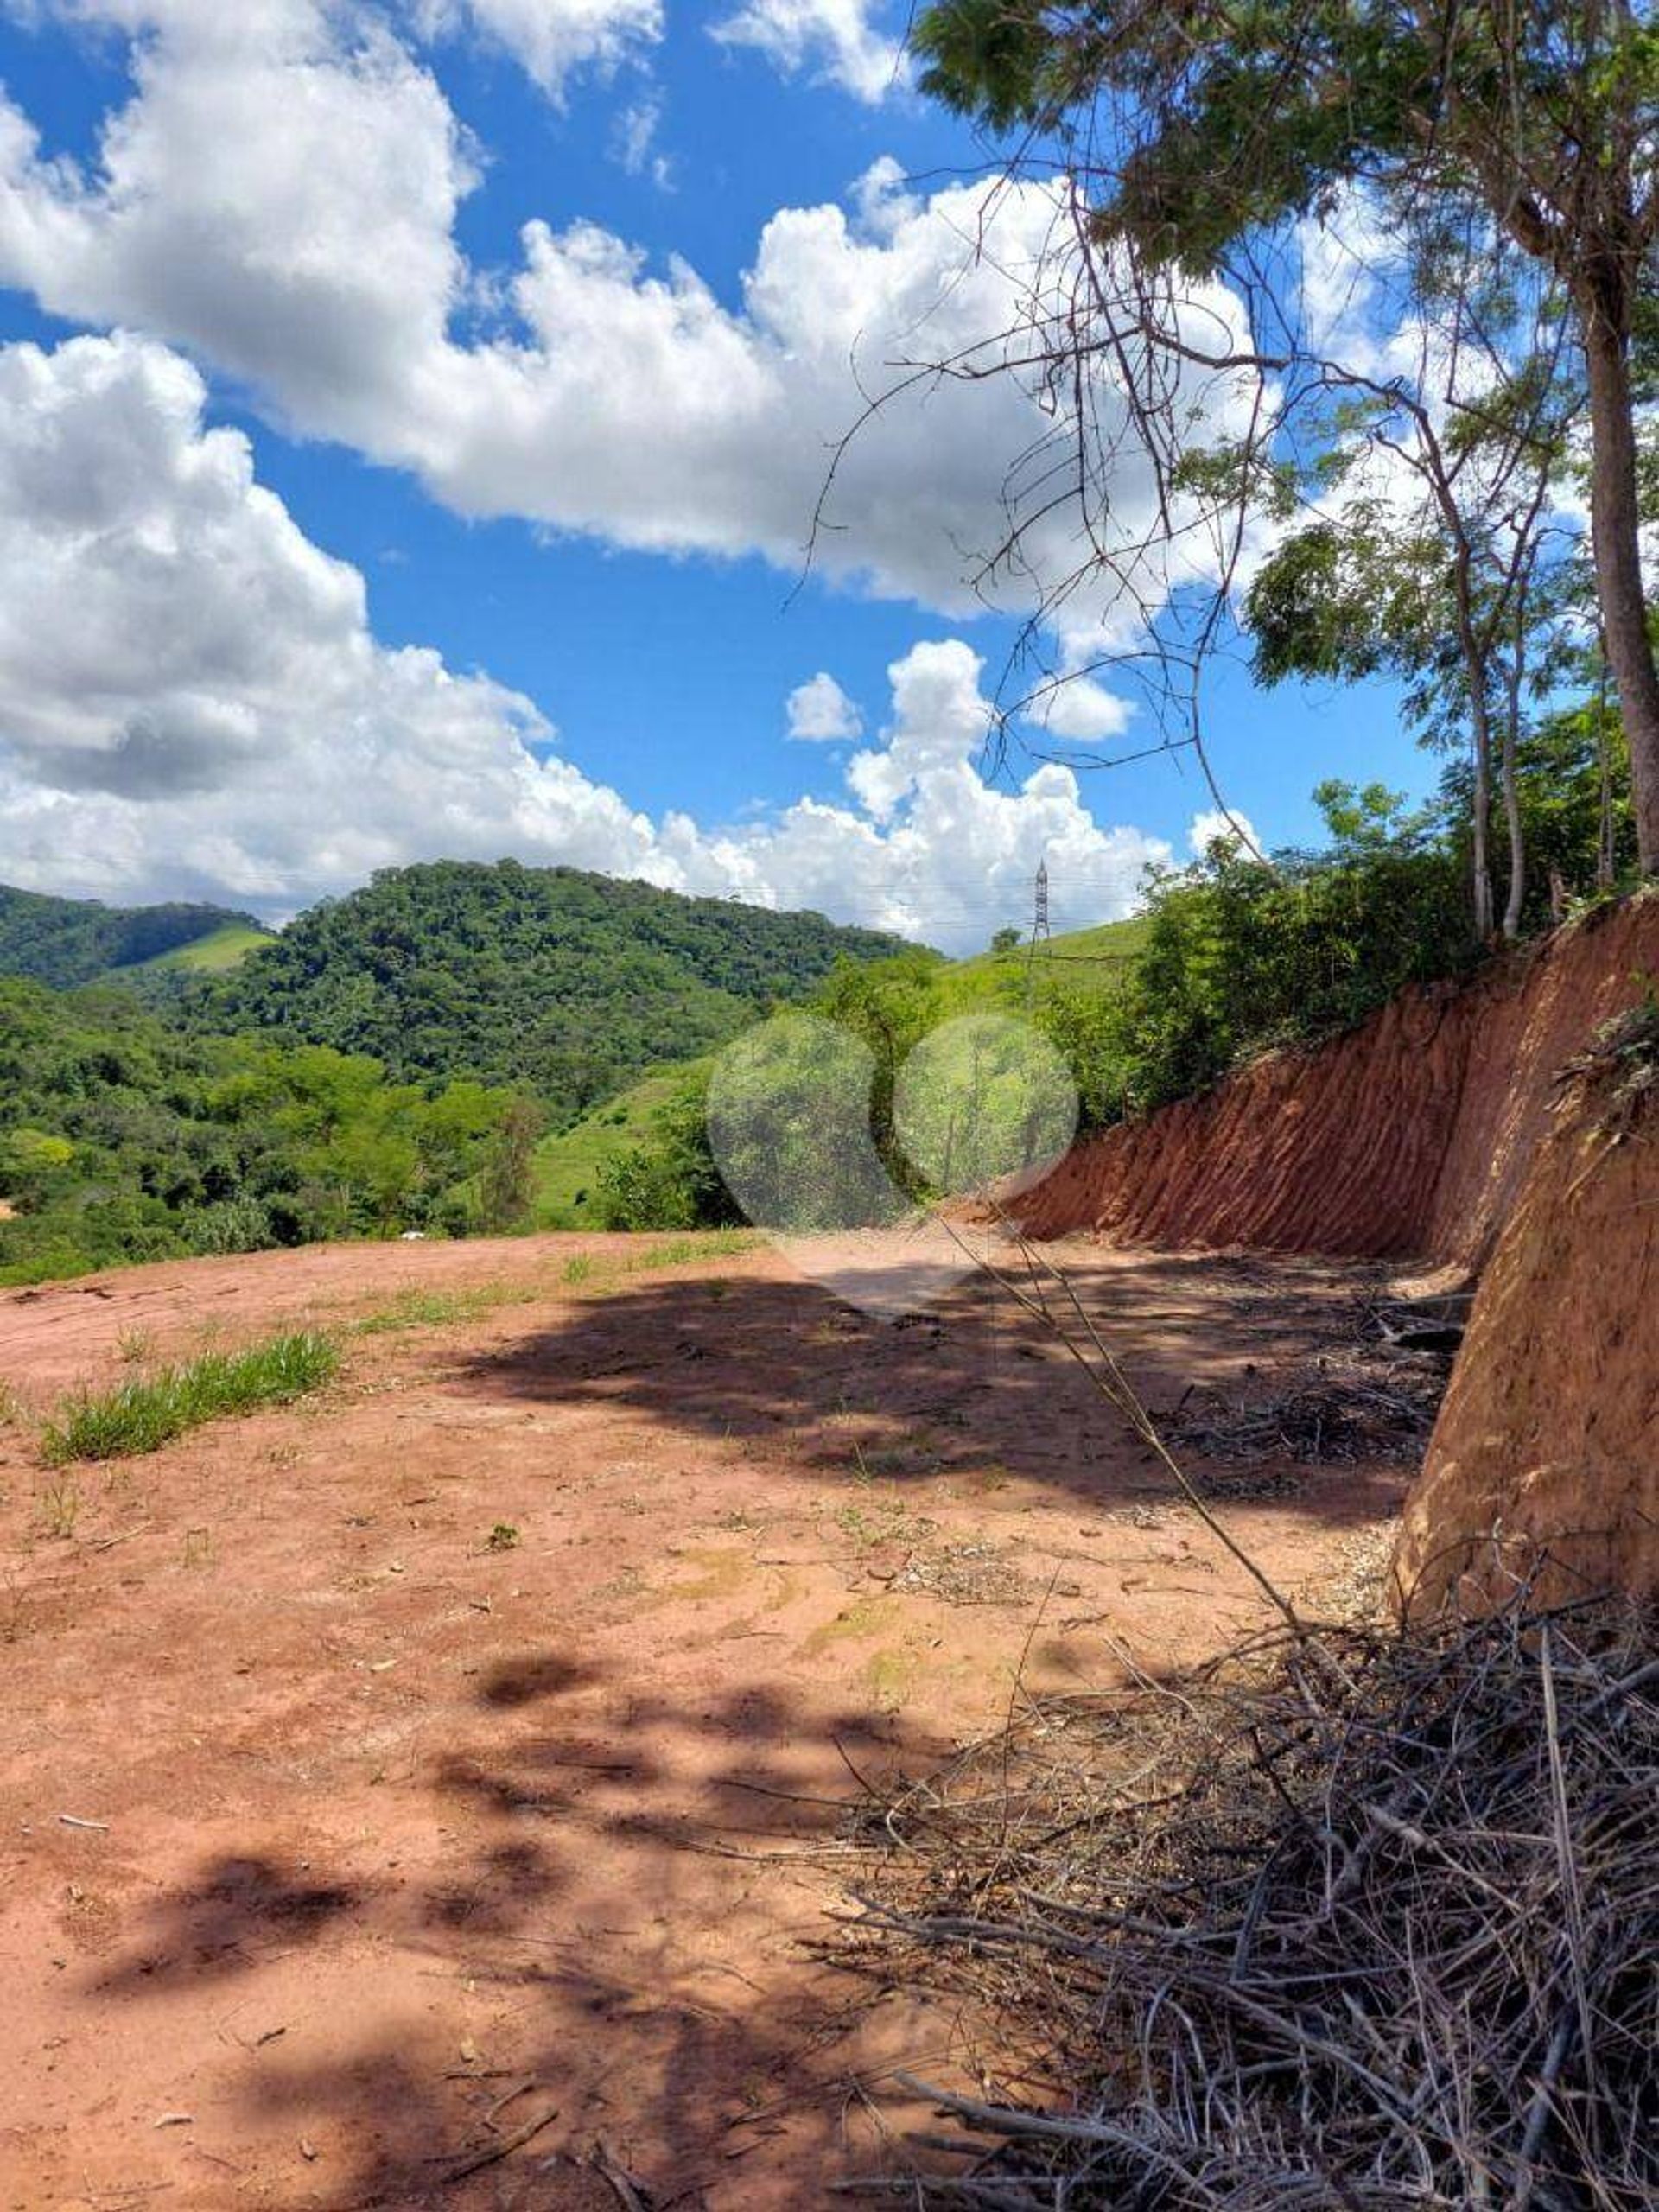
0,979 -> 540,1284
41,1330 -> 339,1464
592,729 -> 1641,1229
181,860 -> 913,1122
0,866 -> 911,1287
0,717 -> 1637,1276
0,882 -> 268,990
585,915 -> 1153,1231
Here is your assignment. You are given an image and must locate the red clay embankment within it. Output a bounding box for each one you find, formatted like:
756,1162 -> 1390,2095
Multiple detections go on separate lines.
1398,1033 -> 1659,1609
1017,889 -> 1659,1603
1016,890 -> 1659,1273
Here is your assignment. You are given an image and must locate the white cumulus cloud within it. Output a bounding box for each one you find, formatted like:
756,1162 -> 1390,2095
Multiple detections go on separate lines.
710,0 -> 906,105
1023,674 -> 1135,745
786,671 -> 862,742
411,0 -> 663,98
1188,807 -> 1262,859
0,334 -> 1168,944
0,3 -> 1262,645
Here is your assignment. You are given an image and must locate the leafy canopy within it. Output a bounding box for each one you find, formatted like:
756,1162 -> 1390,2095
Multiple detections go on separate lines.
915,2 -> 1659,285
0,979 -> 536,1284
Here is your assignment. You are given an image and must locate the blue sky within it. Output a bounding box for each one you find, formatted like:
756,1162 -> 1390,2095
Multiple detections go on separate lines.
0,1 -> 1417,948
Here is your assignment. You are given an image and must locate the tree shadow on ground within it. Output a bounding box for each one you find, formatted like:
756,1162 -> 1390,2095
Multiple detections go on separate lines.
93,1855 -> 360,1993
55,1246 -> 1412,2208
454,1249 -> 1410,1531
86,1654 -> 961,2209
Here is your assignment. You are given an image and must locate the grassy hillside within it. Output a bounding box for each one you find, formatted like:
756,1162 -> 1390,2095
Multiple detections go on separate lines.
182,861 -> 914,1123
0,882 -> 266,989
531,1061 -> 712,1228
132,921 -> 273,976
954,913 -> 1152,982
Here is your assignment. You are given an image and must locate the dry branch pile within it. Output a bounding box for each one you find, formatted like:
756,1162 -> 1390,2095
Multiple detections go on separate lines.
1166,1357 -> 1444,1469
837,1598 -> 1658,2208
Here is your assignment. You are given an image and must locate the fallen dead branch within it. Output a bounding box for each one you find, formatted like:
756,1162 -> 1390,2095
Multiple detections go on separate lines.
831,1592 -> 1658,2208
439,2100 -> 560,2184
588,2139 -> 654,2209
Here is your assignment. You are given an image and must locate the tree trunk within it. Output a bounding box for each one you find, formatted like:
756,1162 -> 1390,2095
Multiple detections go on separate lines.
1583,307 -> 1659,874
1596,646 -> 1617,890
1500,597 -> 1529,940
1470,717 -> 1495,942
1500,692 -> 1526,940
1447,535 -> 1496,939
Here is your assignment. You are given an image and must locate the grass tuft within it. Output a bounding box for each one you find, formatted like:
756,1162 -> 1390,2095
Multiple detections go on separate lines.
42,1331 -> 339,1465
636,1229 -> 757,1269
352,1284 -> 529,1335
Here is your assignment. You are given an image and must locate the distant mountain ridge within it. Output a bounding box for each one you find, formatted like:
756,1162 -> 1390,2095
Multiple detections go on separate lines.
176,860 -> 916,1122
0,882 -> 268,990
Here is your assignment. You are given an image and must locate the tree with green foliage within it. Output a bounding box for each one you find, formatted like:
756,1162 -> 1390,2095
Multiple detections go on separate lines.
915,0 -> 1659,869
1439,698 -> 1637,924
1109,782 -> 1478,1108
596,1074 -> 744,1232
1246,359 -> 1583,941
0,980 -> 531,1282
477,1096 -> 543,1234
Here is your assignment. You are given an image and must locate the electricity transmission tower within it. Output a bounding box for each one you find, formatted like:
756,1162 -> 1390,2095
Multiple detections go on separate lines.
1024,859 -> 1052,1007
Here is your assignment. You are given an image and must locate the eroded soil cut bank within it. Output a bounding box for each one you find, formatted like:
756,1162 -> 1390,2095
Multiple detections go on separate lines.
1400,1009 -> 1659,1608
1014,892 -> 1659,1272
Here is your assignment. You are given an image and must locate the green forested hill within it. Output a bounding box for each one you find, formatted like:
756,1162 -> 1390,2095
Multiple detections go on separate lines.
182,861 -> 914,1122
0,883 -> 268,989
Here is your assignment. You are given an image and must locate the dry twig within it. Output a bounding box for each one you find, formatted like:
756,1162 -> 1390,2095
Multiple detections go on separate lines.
831,1593 -> 1658,2209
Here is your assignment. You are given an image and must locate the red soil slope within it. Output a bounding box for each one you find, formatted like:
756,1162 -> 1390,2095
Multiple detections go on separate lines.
1015,891 -> 1659,1272
1014,893 -> 1659,1603
1398,1033 -> 1659,1609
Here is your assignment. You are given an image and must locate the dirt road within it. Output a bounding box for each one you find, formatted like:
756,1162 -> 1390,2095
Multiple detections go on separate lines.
0,1233 -> 1407,2208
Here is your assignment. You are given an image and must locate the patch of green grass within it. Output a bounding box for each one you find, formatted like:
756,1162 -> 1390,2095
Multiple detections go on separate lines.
353,1281 -> 535,1336
127,921 -> 274,976
635,1229 -> 757,1269
36,1471 -> 82,1538
531,1060 -> 712,1229
952,912 -> 1152,986
42,1330 -> 339,1465
560,1229 -> 760,1297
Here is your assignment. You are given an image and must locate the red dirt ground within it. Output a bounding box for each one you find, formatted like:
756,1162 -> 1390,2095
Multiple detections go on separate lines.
0,1232 -> 1408,2209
